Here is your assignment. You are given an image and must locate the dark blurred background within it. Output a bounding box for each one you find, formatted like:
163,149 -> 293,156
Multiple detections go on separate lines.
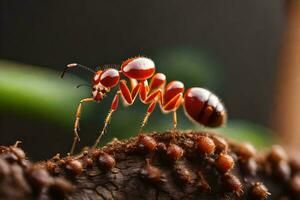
1,0 -> 296,160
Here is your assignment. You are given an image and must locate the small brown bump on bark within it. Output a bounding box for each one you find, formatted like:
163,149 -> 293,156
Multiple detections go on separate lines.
2,152 -> 19,163
65,159 -> 83,175
240,158 -> 258,176
222,174 -> 243,194
20,159 -> 30,169
27,167 -> 53,190
234,142 -> 256,160
250,182 -> 270,199
57,159 -> 66,166
268,145 -> 288,163
157,142 -> 167,152
196,136 -> 216,155
166,144 -> 184,161
211,135 -> 228,152
92,149 -> 101,158
97,152 -> 116,170
45,161 -> 60,175
289,158 -> 300,175
274,160 -> 291,181
197,170 -> 210,191
215,153 -> 235,173
48,177 -> 74,199
9,146 -> 26,160
11,164 -> 32,194
82,150 -> 88,156
51,154 -> 61,162
289,175 -> 300,195
174,164 -> 192,184
140,160 -> 163,183
85,158 -> 94,167
137,135 -> 157,153
0,158 -> 11,177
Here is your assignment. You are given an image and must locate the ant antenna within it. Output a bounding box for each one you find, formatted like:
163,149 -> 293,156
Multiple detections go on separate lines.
76,83 -> 92,88
61,63 -> 96,78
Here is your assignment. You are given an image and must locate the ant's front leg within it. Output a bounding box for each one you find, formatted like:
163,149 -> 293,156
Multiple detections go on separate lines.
93,92 -> 120,148
70,97 -> 94,155
93,80 -> 141,148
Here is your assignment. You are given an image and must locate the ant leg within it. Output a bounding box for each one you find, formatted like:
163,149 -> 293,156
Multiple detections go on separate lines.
140,80 -> 149,102
162,93 -> 183,137
93,81 -> 140,148
119,80 -> 141,105
139,89 -> 162,133
173,111 -> 177,131
139,101 -> 157,133
172,97 -> 183,132
93,92 -> 120,148
70,98 -> 94,155
163,93 -> 183,111
144,89 -> 162,103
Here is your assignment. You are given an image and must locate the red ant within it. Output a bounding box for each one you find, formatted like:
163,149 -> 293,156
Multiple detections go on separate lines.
61,56 -> 227,155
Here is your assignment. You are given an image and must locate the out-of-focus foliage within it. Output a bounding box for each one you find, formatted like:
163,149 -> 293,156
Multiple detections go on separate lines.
0,60 -> 90,126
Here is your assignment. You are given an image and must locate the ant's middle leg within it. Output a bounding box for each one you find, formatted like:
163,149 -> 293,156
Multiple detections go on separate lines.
139,89 -> 163,133
138,76 -> 165,132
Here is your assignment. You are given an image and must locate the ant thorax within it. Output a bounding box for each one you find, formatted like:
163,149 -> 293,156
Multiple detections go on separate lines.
92,83 -> 110,102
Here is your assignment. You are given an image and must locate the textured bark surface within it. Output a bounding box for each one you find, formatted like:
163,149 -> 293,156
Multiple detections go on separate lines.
0,131 -> 300,200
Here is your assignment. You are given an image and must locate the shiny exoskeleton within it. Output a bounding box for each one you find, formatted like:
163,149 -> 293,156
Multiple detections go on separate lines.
61,56 -> 227,154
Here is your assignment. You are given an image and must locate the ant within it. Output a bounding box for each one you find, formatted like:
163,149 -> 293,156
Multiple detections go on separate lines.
61,56 -> 227,155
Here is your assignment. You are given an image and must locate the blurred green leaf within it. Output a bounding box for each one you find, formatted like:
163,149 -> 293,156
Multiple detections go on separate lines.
0,60 -> 90,126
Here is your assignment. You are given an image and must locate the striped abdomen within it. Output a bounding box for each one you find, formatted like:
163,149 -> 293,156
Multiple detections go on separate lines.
183,87 -> 227,127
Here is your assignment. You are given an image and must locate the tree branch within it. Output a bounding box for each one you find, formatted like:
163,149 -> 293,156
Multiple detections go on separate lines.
0,131 -> 299,200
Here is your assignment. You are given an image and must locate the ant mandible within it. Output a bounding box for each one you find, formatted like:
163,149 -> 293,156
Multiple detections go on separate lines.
61,56 -> 227,155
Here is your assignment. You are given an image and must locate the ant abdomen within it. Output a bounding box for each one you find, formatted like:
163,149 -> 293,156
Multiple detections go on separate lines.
183,87 -> 227,127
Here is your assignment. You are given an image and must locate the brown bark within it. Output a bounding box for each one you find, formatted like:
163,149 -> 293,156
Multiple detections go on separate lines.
0,131 -> 299,200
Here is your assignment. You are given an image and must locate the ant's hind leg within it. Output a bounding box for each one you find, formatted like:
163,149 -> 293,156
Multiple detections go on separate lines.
139,101 -> 157,133
93,92 -> 120,148
70,98 -> 94,155
173,111 -> 177,131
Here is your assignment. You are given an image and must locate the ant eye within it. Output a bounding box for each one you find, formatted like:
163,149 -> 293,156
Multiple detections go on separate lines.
99,69 -> 120,88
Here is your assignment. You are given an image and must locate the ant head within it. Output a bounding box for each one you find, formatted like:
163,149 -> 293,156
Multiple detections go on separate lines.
92,69 -> 120,102
93,68 -> 120,88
